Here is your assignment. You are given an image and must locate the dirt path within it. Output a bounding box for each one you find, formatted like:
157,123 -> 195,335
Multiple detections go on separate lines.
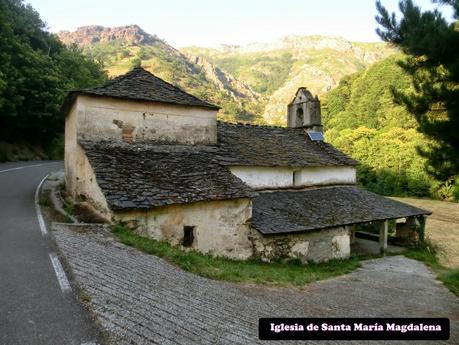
52,223 -> 459,345
392,197 -> 459,268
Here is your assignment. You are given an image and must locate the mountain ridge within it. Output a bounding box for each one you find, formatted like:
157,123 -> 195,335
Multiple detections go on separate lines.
57,25 -> 396,124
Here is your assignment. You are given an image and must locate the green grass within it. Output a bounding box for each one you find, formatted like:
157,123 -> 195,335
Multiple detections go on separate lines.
112,224 -> 361,287
403,242 -> 459,296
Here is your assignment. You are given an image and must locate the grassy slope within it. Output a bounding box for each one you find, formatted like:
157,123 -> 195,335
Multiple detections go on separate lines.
112,225 -> 361,287
392,197 -> 459,269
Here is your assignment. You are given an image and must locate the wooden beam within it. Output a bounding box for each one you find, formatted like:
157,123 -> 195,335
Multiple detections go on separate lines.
379,220 -> 389,255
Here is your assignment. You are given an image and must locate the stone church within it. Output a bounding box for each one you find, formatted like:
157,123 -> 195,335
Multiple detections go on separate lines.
63,67 -> 429,262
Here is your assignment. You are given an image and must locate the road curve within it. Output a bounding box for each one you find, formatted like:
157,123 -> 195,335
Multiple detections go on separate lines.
0,161 -> 101,345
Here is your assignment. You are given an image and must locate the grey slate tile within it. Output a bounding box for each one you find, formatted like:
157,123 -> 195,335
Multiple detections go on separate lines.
66,67 -> 219,110
217,122 -> 357,167
251,186 -> 431,234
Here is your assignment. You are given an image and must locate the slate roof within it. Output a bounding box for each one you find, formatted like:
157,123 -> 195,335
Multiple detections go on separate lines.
251,186 -> 431,235
80,141 -> 256,211
65,67 -> 219,110
216,122 -> 357,167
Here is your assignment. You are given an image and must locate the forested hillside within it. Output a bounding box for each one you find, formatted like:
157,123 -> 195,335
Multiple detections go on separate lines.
322,55 -> 456,200
0,0 -> 106,161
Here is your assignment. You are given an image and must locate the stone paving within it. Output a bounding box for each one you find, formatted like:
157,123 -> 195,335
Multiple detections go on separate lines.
51,224 -> 459,345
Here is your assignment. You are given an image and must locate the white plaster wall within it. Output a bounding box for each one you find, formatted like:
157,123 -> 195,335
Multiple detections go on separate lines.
65,98 -> 109,219
230,166 -> 293,189
64,99 -> 78,195
115,198 -> 253,260
297,166 -> 356,186
76,95 -> 217,144
229,166 -> 356,189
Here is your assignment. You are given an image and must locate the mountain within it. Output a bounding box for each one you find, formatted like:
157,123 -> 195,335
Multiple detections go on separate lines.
183,36 -> 396,124
57,25 -> 395,124
57,25 -> 159,46
58,25 -> 264,123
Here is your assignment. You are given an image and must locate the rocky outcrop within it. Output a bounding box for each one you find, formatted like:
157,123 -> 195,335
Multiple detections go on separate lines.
214,35 -> 394,65
188,55 -> 261,103
57,25 -> 162,46
58,25 -> 396,125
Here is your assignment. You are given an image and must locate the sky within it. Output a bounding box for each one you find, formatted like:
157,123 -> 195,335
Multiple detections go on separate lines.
27,0 -> 454,47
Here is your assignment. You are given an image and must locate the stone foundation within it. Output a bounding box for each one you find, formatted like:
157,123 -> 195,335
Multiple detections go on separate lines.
114,201 -> 351,263
248,226 -> 350,263
395,216 -> 424,244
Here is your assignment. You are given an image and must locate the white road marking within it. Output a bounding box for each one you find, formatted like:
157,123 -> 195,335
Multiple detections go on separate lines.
34,173 -> 73,293
34,174 -> 49,236
81,342 -> 98,345
49,253 -> 72,293
0,162 -> 57,174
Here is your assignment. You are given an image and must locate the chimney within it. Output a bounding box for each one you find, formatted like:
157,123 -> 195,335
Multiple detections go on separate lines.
287,87 -> 322,132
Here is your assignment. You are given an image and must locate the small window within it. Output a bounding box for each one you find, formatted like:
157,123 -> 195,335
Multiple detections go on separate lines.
183,226 -> 195,247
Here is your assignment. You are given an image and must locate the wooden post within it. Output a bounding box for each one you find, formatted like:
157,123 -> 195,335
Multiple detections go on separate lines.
417,215 -> 426,243
349,225 -> 356,244
379,220 -> 388,255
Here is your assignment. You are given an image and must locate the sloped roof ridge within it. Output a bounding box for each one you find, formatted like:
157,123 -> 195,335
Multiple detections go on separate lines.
69,66 -> 219,110
132,67 -> 213,105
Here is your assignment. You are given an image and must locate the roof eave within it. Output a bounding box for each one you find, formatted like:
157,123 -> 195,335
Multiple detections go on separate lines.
75,90 -> 220,111
253,210 -> 432,236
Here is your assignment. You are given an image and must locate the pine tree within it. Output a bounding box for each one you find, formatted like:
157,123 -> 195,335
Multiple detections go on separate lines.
375,0 -> 459,180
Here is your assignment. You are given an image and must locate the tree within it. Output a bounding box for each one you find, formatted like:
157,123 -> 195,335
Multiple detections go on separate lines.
0,0 -> 106,146
375,0 -> 459,180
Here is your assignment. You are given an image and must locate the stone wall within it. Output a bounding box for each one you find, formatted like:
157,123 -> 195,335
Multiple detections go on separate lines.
249,226 -> 350,263
115,198 -> 254,260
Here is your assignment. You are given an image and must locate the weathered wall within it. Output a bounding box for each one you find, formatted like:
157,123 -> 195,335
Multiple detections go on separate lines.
115,198 -> 254,260
72,143 -> 112,220
249,226 -> 350,263
64,94 -> 218,215
75,95 -> 218,145
230,166 -> 356,189
287,89 -> 322,130
229,166 -> 292,189
296,166 -> 356,186
64,99 -> 79,195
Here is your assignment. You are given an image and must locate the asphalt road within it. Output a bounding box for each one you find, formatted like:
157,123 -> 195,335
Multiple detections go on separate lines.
0,161 -> 101,345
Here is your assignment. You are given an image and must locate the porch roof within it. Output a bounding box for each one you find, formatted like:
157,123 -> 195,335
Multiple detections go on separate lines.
251,186 -> 431,235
